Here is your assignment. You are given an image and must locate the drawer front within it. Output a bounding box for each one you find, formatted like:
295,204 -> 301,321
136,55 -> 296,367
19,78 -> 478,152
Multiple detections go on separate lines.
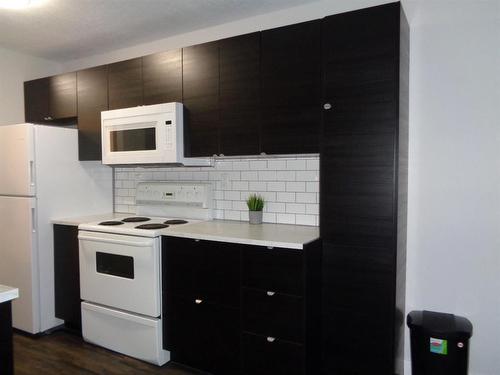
164,294 -> 240,375
242,245 -> 303,295
241,332 -> 304,375
242,287 -> 303,343
162,236 -> 240,307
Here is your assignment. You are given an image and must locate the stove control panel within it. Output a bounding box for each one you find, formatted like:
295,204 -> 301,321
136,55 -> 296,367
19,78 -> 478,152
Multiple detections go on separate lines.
136,182 -> 212,208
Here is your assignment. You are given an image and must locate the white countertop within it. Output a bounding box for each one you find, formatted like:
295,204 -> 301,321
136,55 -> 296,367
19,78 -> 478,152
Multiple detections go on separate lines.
165,220 -> 320,249
52,213 -> 121,226
0,285 -> 19,303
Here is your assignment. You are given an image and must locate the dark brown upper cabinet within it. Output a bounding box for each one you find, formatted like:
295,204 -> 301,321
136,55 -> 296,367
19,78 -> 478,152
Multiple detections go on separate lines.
219,33 -> 261,156
143,50 -> 183,106
77,65 -> 109,161
182,41 -> 220,157
24,73 -> 77,123
48,72 -> 77,120
108,58 -> 143,110
24,77 -> 49,123
261,20 -> 321,155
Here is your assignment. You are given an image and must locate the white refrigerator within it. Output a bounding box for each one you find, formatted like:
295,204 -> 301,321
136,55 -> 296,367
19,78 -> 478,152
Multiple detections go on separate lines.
0,123 -> 113,334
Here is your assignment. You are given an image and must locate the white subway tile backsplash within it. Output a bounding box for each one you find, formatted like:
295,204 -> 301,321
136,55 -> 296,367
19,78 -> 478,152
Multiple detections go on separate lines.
296,192 -> 317,203
114,156 -> 319,226
286,181 -> 306,192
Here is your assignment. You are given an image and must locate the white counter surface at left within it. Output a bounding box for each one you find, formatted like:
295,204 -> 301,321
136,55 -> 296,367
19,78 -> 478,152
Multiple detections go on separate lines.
0,285 -> 19,304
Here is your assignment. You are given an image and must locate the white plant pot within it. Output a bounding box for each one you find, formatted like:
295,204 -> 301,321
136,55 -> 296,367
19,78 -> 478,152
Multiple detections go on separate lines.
248,210 -> 263,225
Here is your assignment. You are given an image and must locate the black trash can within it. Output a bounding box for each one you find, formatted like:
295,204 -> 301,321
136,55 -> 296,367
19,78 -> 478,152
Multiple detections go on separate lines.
407,310 -> 473,375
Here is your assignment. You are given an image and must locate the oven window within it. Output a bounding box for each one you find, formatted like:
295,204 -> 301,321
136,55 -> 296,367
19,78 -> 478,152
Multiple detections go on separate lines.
110,127 -> 156,152
96,252 -> 134,279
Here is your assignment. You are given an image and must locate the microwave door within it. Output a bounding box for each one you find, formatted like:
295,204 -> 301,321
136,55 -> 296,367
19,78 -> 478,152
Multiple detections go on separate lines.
110,127 -> 156,152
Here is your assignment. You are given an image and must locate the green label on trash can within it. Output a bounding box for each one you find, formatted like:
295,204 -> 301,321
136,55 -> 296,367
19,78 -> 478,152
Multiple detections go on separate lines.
430,338 -> 448,355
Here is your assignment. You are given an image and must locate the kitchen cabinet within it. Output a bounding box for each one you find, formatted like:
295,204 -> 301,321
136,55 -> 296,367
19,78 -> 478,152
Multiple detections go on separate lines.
261,20 -> 321,155
162,236 -> 240,374
108,57 -> 143,110
162,236 -> 321,375
320,3 -> 409,374
53,224 -> 81,330
24,73 -> 77,123
219,33 -> 261,156
143,50 -> 183,105
24,77 -> 49,123
0,301 -> 13,375
77,65 -> 109,161
182,41 -> 220,157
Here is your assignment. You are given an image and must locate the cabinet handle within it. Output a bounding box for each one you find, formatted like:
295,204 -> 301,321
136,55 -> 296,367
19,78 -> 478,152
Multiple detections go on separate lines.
266,337 -> 276,343
194,239 -> 200,242
323,103 -> 332,110
195,299 -> 203,304
266,291 -> 275,297
267,246 -> 274,250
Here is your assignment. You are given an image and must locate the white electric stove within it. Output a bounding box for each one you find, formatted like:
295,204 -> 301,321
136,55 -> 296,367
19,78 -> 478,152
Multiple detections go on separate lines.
78,182 -> 212,366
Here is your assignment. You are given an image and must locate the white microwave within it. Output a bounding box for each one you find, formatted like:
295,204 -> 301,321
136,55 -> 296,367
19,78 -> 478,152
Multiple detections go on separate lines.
101,102 -> 211,166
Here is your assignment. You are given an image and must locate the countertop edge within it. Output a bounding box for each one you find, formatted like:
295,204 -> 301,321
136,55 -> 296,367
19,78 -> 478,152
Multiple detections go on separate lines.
0,287 -> 19,304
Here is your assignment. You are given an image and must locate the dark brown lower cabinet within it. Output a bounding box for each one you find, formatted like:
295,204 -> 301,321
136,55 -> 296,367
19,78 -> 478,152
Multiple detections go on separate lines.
53,224 -> 81,330
0,301 -> 14,375
162,236 -> 321,375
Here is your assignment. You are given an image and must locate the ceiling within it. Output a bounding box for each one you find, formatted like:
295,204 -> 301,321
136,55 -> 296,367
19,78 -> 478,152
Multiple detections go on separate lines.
0,0 -> 321,62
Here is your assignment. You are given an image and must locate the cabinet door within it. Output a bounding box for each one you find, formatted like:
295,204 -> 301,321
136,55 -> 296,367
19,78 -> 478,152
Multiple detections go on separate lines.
108,58 -> 143,110
164,295 -> 240,375
48,72 -> 77,119
0,302 -> 13,375
53,224 -> 81,330
320,3 -> 401,375
162,236 -> 240,307
219,33 -> 261,156
24,78 -> 49,123
182,42 -> 219,157
77,65 -> 108,160
143,50 -> 182,105
261,20 -> 321,155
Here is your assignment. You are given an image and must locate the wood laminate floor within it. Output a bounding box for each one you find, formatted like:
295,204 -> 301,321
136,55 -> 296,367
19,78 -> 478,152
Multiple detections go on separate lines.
14,331 -> 207,375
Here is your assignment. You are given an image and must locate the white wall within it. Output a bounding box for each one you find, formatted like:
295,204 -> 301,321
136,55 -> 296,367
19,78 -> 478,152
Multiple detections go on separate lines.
406,1 -> 500,374
56,0 -> 500,373
0,47 -> 61,125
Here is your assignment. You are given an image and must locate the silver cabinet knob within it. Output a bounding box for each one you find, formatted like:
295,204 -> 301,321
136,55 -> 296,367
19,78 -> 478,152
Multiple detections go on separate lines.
195,299 -> 203,304
323,103 -> 332,110
266,291 -> 275,297
267,246 -> 274,250
266,337 -> 276,343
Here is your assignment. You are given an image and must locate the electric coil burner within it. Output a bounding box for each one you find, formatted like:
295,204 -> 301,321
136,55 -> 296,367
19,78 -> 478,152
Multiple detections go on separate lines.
135,223 -> 169,230
163,219 -> 188,225
99,221 -> 124,226
121,217 -> 151,223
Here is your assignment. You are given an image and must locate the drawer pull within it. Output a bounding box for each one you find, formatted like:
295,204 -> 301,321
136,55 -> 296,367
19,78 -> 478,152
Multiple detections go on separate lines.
266,337 -> 276,343
267,246 -> 274,250
266,291 -> 275,296
195,299 -> 203,304
194,239 -> 200,242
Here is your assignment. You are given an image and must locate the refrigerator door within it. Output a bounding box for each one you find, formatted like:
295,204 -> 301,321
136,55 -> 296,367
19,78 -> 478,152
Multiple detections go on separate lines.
0,196 -> 39,333
0,124 -> 35,196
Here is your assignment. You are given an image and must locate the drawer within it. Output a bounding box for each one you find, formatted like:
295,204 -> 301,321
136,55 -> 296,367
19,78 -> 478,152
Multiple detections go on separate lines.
241,332 -> 304,375
162,236 -> 240,307
242,245 -> 303,295
163,294 -> 240,375
242,287 -> 303,343
81,302 -> 169,366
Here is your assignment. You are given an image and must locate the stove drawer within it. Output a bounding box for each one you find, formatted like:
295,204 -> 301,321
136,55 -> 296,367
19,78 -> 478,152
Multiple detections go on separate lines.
79,231 -> 161,317
81,302 -> 169,366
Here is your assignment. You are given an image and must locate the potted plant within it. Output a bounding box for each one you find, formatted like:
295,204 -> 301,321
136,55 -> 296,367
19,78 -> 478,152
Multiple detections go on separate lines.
246,194 -> 264,224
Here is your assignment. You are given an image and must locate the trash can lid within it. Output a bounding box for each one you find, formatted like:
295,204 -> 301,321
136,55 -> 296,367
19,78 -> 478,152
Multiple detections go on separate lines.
407,310 -> 473,339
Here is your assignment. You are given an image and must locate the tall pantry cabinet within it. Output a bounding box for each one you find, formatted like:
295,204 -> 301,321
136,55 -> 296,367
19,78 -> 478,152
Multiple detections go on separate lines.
320,3 -> 409,375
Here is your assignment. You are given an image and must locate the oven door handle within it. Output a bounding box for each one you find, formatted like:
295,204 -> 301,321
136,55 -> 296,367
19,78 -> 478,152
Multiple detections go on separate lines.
78,233 -> 155,247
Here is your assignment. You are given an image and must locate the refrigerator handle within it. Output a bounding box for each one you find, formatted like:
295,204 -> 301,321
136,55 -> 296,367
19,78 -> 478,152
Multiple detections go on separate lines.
31,207 -> 36,233
29,160 -> 35,187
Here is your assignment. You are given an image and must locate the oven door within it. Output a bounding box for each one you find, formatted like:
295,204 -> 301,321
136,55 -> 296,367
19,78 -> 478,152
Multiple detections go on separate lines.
101,110 -> 178,165
78,230 -> 161,317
